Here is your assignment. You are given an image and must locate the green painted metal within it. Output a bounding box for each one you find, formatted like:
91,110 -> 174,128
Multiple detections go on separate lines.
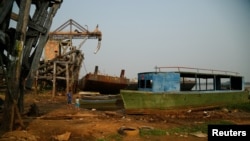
121,90 -> 250,110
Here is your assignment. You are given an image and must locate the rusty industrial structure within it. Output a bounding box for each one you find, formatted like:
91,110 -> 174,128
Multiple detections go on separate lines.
35,19 -> 102,96
0,0 -> 103,132
1,0 -> 63,93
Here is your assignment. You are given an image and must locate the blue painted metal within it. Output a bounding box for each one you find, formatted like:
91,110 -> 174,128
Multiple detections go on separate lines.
138,72 -> 180,93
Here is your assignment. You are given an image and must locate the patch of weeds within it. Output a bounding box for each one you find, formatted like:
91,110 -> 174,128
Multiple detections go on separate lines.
96,139 -> 106,141
226,102 -> 250,112
166,126 -> 203,135
97,134 -> 123,141
140,128 -> 166,137
210,120 -> 235,125
166,120 -> 235,135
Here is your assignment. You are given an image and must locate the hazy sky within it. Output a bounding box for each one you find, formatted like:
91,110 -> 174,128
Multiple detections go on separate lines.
50,0 -> 250,81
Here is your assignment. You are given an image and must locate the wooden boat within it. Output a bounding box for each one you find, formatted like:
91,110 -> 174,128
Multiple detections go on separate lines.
78,92 -> 120,109
78,66 -> 130,94
121,67 -> 249,113
80,98 -> 117,104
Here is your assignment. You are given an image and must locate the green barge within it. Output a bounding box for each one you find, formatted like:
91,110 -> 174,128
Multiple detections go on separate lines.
121,67 -> 250,111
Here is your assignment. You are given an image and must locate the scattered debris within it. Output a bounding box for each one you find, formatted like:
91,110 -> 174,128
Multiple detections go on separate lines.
203,111 -> 210,118
52,131 -> 71,141
138,126 -> 154,130
117,126 -> 139,136
221,108 -> 229,113
39,113 -> 97,120
104,111 -> 123,118
27,103 -> 40,117
0,130 -> 39,141
189,131 -> 207,138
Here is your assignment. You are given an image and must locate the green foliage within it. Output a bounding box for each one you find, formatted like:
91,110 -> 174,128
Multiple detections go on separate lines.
97,134 -> 123,141
138,120 -> 235,137
226,102 -> 250,112
166,120 -> 234,135
140,128 -> 166,137
167,125 -> 205,135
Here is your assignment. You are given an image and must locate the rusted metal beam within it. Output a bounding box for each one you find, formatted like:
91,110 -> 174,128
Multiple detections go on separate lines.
52,61 -> 56,97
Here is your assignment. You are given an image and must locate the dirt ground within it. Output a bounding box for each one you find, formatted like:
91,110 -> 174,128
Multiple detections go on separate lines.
0,90 -> 250,141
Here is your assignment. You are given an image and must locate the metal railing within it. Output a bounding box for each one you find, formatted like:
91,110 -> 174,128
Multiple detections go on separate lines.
154,66 -> 240,76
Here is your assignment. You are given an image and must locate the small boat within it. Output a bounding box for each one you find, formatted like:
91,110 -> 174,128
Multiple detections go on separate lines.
78,66 -> 130,94
80,99 -> 117,104
79,92 -> 120,109
82,95 -> 119,100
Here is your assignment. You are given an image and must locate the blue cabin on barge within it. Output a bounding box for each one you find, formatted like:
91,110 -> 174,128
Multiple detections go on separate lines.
137,67 -> 244,93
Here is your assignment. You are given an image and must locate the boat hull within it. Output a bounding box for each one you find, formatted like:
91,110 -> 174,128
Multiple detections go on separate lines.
80,99 -> 117,104
78,73 -> 129,94
79,94 -> 121,110
121,90 -> 250,110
